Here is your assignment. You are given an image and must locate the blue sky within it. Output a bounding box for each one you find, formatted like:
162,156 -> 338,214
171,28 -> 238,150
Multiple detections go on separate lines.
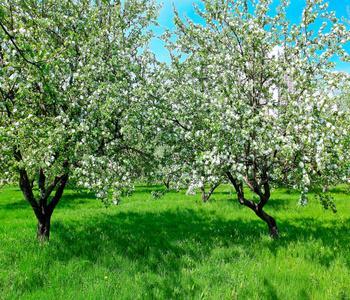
149,0 -> 350,73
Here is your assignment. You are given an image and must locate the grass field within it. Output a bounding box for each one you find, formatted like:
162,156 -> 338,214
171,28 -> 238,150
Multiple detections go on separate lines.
0,184 -> 350,299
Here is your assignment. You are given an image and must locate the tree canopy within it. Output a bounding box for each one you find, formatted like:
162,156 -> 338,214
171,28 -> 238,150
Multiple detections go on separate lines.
158,0 -> 350,237
1,0 -> 349,240
0,0 -> 160,240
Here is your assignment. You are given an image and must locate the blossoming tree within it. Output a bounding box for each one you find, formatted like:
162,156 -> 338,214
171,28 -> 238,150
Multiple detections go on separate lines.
0,0 -> 160,241
151,144 -> 226,201
160,0 -> 350,237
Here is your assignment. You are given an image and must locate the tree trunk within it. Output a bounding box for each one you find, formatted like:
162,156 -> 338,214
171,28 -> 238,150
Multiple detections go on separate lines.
163,179 -> 170,190
14,149 -> 69,241
255,210 -> 279,239
37,215 -> 51,242
201,186 -> 207,202
322,184 -> 328,193
226,171 -> 279,239
185,186 -> 191,196
201,183 -> 220,202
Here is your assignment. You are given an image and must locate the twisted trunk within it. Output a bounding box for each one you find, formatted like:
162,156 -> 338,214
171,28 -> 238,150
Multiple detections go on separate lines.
255,209 -> 279,238
226,171 -> 279,238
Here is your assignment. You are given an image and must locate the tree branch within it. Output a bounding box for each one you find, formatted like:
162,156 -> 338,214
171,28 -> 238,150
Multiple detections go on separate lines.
14,149 -> 42,219
0,21 -> 46,68
47,174 -> 69,215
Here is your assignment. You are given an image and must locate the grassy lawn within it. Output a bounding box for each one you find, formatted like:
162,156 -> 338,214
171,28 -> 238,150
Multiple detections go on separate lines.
0,184 -> 349,299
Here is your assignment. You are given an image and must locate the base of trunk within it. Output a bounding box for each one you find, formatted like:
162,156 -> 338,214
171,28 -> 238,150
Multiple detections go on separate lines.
269,225 -> 279,239
37,217 -> 51,242
256,210 -> 279,239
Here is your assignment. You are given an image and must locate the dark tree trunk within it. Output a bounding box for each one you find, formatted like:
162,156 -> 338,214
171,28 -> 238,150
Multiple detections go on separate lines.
163,179 -> 170,190
255,210 -> 279,239
200,183 -> 220,202
226,171 -> 279,239
14,150 -> 69,242
37,215 -> 52,242
201,186 -> 207,202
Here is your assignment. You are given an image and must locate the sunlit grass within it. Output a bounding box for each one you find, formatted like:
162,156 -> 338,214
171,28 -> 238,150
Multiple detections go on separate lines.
0,184 -> 349,299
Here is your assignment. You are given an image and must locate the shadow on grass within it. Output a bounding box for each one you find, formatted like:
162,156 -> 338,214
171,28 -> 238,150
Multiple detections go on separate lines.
264,198 -> 295,211
4,185 -> 350,299
3,183 -> 350,299
0,199 -> 30,210
57,190 -> 97,208
49,203 -> 350,275
52,208 -> 236,266
0,188 -> 97,211
263,278 -> 279,300
217,196 -> 295,212
259,215 -> 350,269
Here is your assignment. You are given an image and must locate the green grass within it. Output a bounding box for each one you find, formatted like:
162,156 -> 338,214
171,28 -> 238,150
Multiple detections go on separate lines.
1,184 -> 350,299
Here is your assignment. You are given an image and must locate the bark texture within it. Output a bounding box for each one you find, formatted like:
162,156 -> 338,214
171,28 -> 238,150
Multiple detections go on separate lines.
37,215 -> 51,242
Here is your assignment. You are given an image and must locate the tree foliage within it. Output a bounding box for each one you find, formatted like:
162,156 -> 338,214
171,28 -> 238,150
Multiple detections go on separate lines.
1,0 -> 349,240
159,0 -> 350,237
0,0 -> 160,240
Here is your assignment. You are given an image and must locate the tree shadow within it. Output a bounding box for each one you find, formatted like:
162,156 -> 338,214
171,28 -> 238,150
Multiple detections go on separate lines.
48,202 -> 350,274
260,216 -> 350,270
0,188 -> 98,211
319,186 -> 349,194
51,208 -> 236,266
213,196 -> 294,212
4,184 -> 350,299
264,198 -> 294,211
262,278 -> 280,300
57,190 -> 97,208
0,199 -> 29,210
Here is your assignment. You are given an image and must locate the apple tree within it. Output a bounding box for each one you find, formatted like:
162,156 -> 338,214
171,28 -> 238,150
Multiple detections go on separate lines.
159,0 -> 350,237
0,0 -> 160,241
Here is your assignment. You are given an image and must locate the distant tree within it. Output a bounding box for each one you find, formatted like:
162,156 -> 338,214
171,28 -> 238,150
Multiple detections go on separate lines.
151,139 -> 226,202
160,0 -> 350,238
0,0 -> 160,241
